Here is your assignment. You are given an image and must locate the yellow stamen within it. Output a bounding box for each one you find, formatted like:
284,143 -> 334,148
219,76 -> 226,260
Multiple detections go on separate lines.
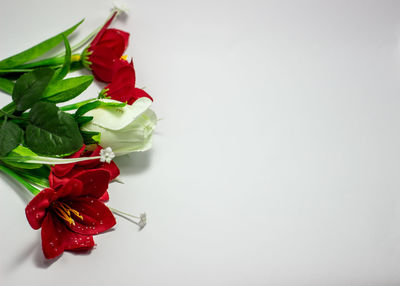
53,201 -> 84,225
71,54 -> 81,62
120,55 -> 128,61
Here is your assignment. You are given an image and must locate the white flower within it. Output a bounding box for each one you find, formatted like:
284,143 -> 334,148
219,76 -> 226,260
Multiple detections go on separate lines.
100,147 -> 115,163
81,98 -> 157,154
108,208 -> 147,230
112,1 -> 130,15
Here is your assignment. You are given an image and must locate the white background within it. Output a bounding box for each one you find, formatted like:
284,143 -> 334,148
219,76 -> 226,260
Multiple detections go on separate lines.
1,0 -> 400,285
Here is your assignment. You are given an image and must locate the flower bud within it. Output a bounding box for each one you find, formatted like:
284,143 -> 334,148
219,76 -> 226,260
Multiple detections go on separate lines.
81,98 -> 157,153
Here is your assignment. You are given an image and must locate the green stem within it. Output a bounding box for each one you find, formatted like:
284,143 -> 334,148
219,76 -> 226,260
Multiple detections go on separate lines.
17,57 -> 64,69
54,10 -> 117,58
0,77 -> 14,95
0,68 -> 34,73
109,207 -> 141,219
60,98 -> 96,111
10,19 -> 104,71
0,64 -> 63,75
0,165 -> 40,195
16,54 -> 80,69
0,102 -> 16,120
0,109 -> 27,120
0,10 -> 117,75
18,173 -> 49,188
56,29 -> 100,57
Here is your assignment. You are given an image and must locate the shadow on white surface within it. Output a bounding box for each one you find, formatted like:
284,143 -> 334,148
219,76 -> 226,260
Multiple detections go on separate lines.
114,150 -> 153,175
33,245 -> 61,269
33,241 -> 96,268
4,238 -> 38,273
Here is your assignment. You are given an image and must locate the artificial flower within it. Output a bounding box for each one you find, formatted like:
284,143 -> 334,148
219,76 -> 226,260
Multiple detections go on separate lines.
49,145 -> 120,201
81,11 -> 129,82
1,8 -> 154,261
25,170 -> 116,259
101,58 -> 153,104
81,97 -> 157,153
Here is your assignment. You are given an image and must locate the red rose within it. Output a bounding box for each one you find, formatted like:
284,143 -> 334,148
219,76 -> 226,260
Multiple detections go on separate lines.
82,11 -> 129,82
49,145 -> 120,201
102,58 -> 153,105
25,170 -> 116,259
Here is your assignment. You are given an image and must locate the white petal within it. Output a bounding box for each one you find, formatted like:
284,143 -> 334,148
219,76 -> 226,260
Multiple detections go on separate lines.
83,109 -> 157,153
84,98 -> 152,130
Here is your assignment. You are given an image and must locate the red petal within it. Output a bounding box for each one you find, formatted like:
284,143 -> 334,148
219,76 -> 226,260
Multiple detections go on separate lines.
25,188 -> 56,230
41,214 -> 66,259
110,29 -> 129,50
66,197 -> 116,235
72,169 -> 110,199
90,11 -> 118,47
107,83 -> 136,103
55,164 -> 119,184
48,171 -> 70,189
63,233 -> 94,254
96,29 -> 129,56
76,145 -> 102,168
41,214 -> 94,259
99,161 -> 120,181
98,191 -> 109,202
110,59 -> 135,86
75,146 -> 120,181
89,46 -> 121,82
90,145 -> 102,156
127,88 -> 153,104
55,178 -> 84,199
52,145 -> 85,177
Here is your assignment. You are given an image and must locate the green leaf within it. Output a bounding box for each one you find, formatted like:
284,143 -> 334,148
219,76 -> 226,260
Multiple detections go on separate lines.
10,165 -> 50,187
75,101 -> 101,118
43,75 -> 93,103
0,77 -> 14,94
12,68 -> 55,111
0,121 -> 24,156
52,35 -> 71,82
81,130 -> 101,145
74,100 -> 126,118
25,102 -> 83,156
14,56 -> 64,69
1,75 -> 93,118
1,145 -> 42,169
76,116 -> 93,126
0,164 -> 40,195
0,19 -> 84,69
18,171 -> 50,188
70,60 -> 84,72
0,103 -> 16,120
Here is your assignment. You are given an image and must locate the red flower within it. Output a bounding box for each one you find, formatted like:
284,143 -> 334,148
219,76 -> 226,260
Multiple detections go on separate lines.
102,58 -> 153,105
82,11 -> 129,82
49,145 -> 120,201
25,170 -> 116,259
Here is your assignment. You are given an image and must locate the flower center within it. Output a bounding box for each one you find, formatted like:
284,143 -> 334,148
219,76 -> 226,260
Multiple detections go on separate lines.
52,201 -> 83,225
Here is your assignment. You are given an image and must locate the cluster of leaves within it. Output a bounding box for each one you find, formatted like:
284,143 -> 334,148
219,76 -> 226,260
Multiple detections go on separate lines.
0,20 -> 107,174
0,18 -> 129,188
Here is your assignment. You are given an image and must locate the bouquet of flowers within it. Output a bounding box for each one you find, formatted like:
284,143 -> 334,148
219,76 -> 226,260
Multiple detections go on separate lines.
0,7 -> 156,259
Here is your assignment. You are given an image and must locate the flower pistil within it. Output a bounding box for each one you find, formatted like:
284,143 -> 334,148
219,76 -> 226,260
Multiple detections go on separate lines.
52,201 -> 84,226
